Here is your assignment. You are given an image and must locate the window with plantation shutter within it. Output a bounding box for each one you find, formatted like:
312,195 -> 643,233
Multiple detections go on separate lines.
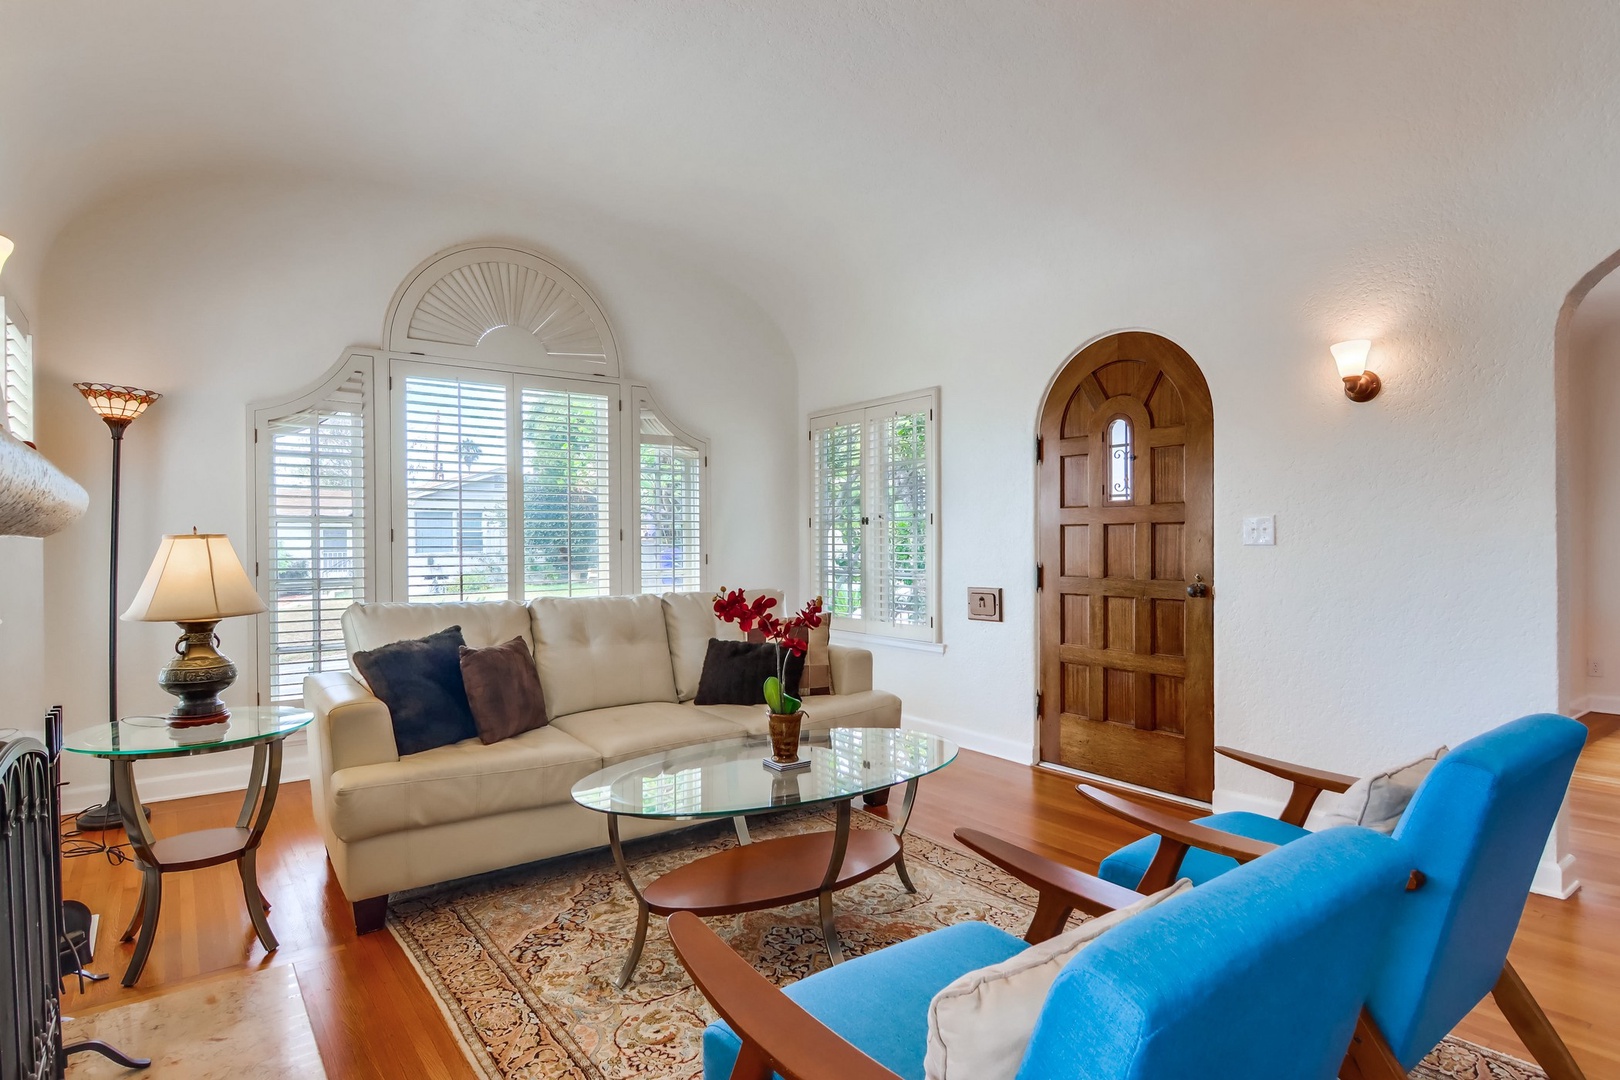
2,298 -> 33,443
635,391 -> 706,593
521,382 -> 613,597
809,390 -> 939,642
255,360 -> 371,704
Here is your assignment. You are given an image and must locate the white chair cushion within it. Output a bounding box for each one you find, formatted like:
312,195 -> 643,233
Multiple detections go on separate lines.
529,594 -> 679,718
923,879 -> 1193,1080
1307,747 -> 1448,834
661,591 -> 746,702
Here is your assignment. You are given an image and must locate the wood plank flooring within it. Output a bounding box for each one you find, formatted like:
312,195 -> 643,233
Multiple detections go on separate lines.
60,717 -> 1620,1077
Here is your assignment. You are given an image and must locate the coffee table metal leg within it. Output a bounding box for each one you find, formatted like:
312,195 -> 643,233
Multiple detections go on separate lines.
891,778 -> 921,894
817,799 -> 853,964
607,813 -> 650,988
732,815 -> 752,845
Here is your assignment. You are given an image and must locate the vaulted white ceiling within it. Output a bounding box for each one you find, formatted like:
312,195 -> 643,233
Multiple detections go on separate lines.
3,1 -> 1618,337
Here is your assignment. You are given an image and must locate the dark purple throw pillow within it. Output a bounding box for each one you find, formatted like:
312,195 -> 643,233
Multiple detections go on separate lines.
353,625 -> 478,756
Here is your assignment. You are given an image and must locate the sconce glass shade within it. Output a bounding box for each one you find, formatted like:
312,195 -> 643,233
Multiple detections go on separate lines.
0,235 -> 13,277
122,531 -> 267,623
1330,339 -> 1372,380
73,383 -> 162,428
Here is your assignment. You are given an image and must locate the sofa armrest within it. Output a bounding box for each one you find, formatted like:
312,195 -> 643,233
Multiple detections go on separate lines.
305,671 -> 399,774
827,645 -> 873,695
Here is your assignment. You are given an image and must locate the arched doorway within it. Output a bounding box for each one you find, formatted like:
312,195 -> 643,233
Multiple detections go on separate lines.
1036,331 -> 1214,800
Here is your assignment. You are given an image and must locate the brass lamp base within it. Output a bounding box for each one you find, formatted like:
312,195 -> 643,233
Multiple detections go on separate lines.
159,620 -> 236,727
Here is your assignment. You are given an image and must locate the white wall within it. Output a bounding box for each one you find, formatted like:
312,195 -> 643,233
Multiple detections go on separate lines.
35,176 -> 800,809
1571,285 -> 1620,715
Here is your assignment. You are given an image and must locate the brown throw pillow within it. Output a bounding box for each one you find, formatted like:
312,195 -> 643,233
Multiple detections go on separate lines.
797,618 -> 833,696
352,625 -> 478,756
458,636 -> 548,744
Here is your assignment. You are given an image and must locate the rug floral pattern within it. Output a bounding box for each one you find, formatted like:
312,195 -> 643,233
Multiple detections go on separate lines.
387,808 -> 1544,1080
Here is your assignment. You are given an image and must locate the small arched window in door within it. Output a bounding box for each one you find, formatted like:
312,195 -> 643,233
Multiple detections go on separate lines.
1106,417 -> 1133,502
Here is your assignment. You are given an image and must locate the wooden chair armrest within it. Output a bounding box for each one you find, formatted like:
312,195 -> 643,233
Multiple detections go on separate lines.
1076,784 -> 1280,892
954,828 -> 1145,942
666,912 -> 900,1080
1215,746 -> 1357,826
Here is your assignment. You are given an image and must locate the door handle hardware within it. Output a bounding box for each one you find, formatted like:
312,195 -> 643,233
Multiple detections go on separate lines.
1186,574 -> 1208,599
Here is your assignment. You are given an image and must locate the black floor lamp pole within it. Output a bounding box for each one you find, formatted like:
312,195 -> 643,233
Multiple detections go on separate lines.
71,383 -> 160,834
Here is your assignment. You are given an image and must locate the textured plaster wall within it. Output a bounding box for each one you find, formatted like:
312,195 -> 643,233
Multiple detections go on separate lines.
34,176 -> 800,807
1570,285 -> 1620,714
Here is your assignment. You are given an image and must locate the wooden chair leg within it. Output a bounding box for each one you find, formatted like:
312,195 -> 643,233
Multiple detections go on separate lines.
1340,1008 -> 1406,1080
352,895 -> 387,935
729,1042 -> 775,1080
1492,961 -> 1587,1080
1023,894 -> 1073,945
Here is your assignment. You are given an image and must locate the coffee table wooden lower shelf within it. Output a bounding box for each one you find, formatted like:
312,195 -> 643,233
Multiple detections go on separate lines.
642,829 -> 902,916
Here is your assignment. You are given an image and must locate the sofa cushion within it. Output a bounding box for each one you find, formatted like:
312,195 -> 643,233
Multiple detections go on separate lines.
459,636 -> 549,744
352,626 -> 479,756
661,591 -> 746,702
327,724 -> 602,842
530,594 -> 679,718
550,702 -> 748,765
343,600 -> 533,675
694,638 -> 805,706
695,691 -> 903,735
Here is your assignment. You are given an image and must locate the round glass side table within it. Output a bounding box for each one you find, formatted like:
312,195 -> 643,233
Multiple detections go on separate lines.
61,706 -> 313,986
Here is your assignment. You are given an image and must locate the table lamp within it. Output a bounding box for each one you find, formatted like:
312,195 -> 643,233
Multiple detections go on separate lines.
121,529 -> 267,727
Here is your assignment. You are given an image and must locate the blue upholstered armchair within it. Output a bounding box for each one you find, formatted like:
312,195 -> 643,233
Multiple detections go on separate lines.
1081,713 -> 1588,1080
670,827 -> 1414,1080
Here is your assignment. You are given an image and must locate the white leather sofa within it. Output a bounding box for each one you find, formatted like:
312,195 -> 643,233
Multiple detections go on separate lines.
304,591 -> 901,932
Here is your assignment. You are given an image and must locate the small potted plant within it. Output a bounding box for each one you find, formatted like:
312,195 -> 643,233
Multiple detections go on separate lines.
713,589 -> 825,765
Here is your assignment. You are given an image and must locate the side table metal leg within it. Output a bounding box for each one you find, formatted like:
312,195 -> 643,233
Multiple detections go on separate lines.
123,867 -> 162,988
607,813 -> 650,989
891,778 -> 921,894
816,799 -> 852,964
239,849 -> 277,952
237,742 -> 283,953
119,873 -> 147,942
112,760 -> 163,987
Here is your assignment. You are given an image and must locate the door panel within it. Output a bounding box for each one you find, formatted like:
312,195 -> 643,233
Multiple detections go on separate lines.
1038,332 -> 1213,800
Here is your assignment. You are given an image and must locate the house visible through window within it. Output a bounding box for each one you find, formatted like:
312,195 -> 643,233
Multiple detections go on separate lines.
809,389 -> 940,643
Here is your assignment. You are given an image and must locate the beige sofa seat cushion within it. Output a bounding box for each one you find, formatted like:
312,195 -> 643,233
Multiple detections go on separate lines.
327,724 -> 601,843
661,591 -> 746,702
342,600 -> 533,681
530,594 -> 679,718
699,691 -> 902,735
550,702 -> 749,766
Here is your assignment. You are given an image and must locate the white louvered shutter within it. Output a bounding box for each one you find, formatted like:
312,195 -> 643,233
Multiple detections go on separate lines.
871,400 -> 932,633
810,412 -> 865,623
637,400 -> 704,593
520,381 -> 613,597
400,373 -> 510,602
3,300 -> 33,443
263,370 -> 368,702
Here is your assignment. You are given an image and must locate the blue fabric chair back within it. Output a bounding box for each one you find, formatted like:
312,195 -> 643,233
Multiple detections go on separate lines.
1370,713 -> 1585,1068
1018,827 -> 1411,1080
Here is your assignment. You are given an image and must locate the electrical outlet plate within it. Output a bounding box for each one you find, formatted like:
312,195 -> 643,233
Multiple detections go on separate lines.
968,588 -> 1003,622
1590,659 -> 1604,678
1242,515 -> 1276,546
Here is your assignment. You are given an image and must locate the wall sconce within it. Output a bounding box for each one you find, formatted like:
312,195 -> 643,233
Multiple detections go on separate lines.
1330,339 -> 1381,402
0,235 -> 13,278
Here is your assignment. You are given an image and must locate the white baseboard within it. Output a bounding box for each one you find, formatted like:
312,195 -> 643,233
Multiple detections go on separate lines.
1531,852 -> 1582,899
1576,694 -> 1620,717
901,713 -> 1034,765
60,733 -> 309,815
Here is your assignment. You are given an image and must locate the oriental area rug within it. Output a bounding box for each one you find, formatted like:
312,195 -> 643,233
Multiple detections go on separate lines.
387,808 -> 1544,1080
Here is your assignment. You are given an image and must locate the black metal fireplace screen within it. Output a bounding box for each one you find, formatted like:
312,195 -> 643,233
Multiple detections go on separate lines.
0,729 -> 60,1080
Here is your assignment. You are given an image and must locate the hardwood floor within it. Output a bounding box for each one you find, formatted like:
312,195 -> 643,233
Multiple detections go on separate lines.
61,717 -> 1620,1077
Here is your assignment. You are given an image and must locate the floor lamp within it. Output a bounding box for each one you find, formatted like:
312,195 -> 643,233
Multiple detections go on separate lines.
71,383 -> 161,833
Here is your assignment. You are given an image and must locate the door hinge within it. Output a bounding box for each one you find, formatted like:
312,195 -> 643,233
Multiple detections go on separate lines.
620,529 -> 625,541
808,430 -> 813,442
1036,563 -> 1044,590
254,561 -> 260,578
390,528 -> 395,543
1036,690 -> 1043,717
1036,435 -> 1043,462
253,428 -> 258,443
388,375 -> 393,390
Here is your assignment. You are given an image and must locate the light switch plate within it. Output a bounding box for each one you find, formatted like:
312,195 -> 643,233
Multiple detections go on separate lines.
1242,515 -> 1276,546
967,588 -> 1003,622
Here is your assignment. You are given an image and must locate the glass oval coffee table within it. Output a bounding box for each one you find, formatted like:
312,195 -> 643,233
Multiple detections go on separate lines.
571,726 -> 957,987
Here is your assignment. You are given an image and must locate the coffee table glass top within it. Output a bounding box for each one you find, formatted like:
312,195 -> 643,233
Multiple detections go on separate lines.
61,706 -> 314,758
571,727 -> 957,819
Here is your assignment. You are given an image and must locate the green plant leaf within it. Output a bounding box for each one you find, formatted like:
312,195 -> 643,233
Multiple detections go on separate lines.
780,691 -> 802,715
764,676 -> 782,713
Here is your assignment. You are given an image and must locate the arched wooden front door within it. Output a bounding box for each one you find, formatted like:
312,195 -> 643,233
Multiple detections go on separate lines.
1037,332 -> 1214,800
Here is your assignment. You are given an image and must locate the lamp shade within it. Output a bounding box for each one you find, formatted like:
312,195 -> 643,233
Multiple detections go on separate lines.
1330,339 -> 1372,380
73,383 -> 162,425
0,235 -> 13,277
122,531 -> 267,623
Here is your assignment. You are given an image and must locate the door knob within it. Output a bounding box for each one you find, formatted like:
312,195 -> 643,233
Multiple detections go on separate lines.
1186,574 -> 1208,598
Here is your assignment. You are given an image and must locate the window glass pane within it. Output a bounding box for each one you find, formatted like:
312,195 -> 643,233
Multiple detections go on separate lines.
522,385 -> 611,597
403,375 -> 509,601
265,374 -> 366,702
876,409 -> 930,627
639,406 -> 702,592
813,421 -> 864,619
1107,417 -> 1133,502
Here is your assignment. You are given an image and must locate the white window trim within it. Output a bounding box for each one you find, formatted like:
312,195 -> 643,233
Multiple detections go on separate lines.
807,386 -> 941,644
2,296 -> 34,444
